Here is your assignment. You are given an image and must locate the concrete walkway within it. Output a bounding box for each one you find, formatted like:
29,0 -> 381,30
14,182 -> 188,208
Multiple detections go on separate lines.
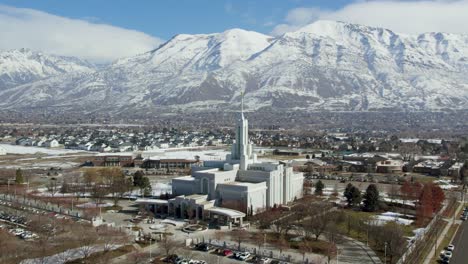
337,236 -> 382,264
422,202 -> 464,264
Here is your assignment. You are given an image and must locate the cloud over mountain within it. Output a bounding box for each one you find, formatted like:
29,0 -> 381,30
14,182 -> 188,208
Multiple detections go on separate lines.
272,0 -> 468,36
0,5 -> 163,63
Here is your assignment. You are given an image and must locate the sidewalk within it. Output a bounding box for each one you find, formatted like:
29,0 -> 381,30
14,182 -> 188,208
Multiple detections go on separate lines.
337,236 -> 382,264
422,202 -> 464,264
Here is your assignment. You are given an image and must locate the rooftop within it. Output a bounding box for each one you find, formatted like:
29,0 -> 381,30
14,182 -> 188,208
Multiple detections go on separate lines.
206,207 -> 246,218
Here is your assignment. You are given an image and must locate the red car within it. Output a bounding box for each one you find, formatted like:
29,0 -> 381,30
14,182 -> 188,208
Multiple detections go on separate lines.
223,249 -> 233,257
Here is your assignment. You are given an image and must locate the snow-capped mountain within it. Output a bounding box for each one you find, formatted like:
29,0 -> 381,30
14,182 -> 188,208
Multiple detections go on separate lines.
0,48 -> 96,90
0,21 -> 467,113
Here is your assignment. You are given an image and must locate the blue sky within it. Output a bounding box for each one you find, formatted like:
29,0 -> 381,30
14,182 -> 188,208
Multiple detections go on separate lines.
0,0 -> 351,39
0,0 -> 467,62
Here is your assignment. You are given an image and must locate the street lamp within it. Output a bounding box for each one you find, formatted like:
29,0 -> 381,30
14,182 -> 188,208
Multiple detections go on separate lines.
149,233 -> 152,260
384,242 -> 387,264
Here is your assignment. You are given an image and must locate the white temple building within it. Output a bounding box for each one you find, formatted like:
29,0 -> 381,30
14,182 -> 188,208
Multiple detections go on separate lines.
137,96 -> 303,225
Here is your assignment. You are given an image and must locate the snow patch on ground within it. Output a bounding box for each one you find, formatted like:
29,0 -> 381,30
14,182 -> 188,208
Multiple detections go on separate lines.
76,202 -> 113,208
370,211 -> 414,226
20,245 -> 120,264
0,144 -> 87,155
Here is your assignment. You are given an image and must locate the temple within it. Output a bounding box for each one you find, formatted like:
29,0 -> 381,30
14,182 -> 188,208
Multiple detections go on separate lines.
137,94 -> 304,226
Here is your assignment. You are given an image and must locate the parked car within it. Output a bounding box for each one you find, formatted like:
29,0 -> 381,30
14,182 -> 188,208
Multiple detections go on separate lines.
222,249 -> 233,257
237,252 -> 251,261
163,254 -> 178,263
257,257 -> 272,264
195,243 -> 212,252
446,244 -> 455,251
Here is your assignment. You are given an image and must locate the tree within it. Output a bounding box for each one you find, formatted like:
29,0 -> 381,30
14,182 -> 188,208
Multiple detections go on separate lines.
417,184 -> 433,225
133,171 -> 152,197
15,168 -> 24,184
159,233 -> 180,256
275,235 -> 289,255
363,184 -> 379,212
251,231 -> 267,251
315,180 -> 325,195
97,226 -> 130,253
109,174 -> 132,205
375,222 -> 406,264
231,229 -> 249,250
302,203 -> 333,241
142,177 -> 152,197
133,171 -> 145,187
344,184 -> 361,207
430,184 -> 445,213
46,178 -> 59,197
74,225 -> 99,259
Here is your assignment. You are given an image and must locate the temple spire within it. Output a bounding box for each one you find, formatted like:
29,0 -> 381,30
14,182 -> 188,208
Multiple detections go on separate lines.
241,90 -> 244,114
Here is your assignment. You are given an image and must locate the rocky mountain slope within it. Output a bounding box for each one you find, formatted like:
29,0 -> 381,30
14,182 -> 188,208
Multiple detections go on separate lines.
0,21 -> 467,113
0,49 -> 95,90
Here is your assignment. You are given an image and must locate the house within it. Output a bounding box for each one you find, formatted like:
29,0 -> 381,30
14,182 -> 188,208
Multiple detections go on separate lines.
44,139 -> 60,148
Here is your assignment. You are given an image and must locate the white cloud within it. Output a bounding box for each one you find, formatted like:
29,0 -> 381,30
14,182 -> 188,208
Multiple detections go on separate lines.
271,0 -> 468,36
0,5 -> 163,63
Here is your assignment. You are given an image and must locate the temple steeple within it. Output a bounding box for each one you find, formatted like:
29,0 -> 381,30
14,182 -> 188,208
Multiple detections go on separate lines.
228,91 -> 256,170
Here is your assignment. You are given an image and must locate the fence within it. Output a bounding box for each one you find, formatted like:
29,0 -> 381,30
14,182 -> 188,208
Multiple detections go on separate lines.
0,193 -> 85,220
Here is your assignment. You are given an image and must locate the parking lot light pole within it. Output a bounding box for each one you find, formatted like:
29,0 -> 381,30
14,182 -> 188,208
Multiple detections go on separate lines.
149,234 -> 152,260
384,242 -> 387,264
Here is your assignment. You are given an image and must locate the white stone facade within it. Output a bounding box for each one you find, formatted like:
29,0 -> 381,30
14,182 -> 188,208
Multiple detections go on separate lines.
170,99 -> 304,215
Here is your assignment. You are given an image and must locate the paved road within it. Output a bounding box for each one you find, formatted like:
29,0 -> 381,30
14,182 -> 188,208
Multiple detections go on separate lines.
450,218 -> 468,264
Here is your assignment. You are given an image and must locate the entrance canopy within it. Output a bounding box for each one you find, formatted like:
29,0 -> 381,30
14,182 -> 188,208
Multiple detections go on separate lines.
135,198 -> 169,205
206,207 -> 246,218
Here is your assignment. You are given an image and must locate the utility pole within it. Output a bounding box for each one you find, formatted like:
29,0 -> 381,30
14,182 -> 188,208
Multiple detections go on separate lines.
149,233 -> 152,260
384,242 -> 387,264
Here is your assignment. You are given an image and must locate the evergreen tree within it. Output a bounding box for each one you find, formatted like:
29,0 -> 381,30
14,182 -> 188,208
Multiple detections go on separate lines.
141,177 -> 152,197
315,180 -> 325,195
344,183 -> 361,207
15,168 -> 24,184
344,183 -> 353,204
133,171 -> 144,187
349,186 -> 362,207
363,184 -> 380,212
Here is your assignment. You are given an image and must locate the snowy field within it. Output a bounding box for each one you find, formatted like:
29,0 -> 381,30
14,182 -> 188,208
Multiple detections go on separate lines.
435,180 -> 458,190
0,160 -> 80,169
0,144 -> 87,155
32,182 -> 172,198
76,202 -> 113,208
20,245 -> 121,264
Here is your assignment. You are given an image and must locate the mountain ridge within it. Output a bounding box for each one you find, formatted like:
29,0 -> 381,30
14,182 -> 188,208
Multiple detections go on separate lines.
0,20 -> 467,113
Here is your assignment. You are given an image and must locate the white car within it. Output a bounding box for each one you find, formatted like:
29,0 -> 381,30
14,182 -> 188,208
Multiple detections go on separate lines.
238,252 -> 251,261
446,244 -> 455,251
444,251 -> 453,258
258,257 -> 271,264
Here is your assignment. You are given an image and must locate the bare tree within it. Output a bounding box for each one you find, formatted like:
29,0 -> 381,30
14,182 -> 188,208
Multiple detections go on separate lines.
275,234 -> 289,255
159,233 -> 180,256
302,203 -> 333,240
97,226 -> 130,252
126,250 -> 148,264
74,225 -> 99,259
231,229 -> 250,250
